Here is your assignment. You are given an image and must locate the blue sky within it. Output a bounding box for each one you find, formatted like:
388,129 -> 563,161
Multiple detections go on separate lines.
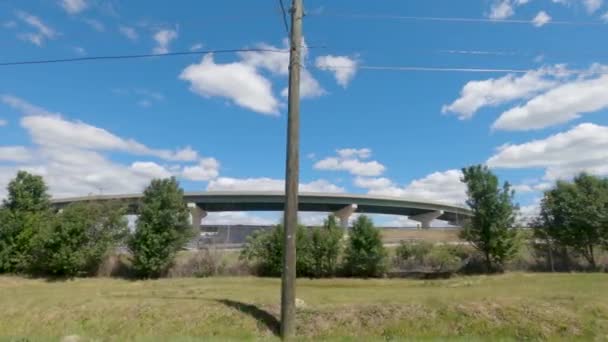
1,0 -> 608,226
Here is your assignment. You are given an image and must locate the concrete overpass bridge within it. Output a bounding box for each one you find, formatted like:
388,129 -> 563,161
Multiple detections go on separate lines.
51,191 -> 472,229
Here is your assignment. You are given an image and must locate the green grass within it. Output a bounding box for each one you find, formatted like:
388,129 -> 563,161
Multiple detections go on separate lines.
1,273 -> 608,341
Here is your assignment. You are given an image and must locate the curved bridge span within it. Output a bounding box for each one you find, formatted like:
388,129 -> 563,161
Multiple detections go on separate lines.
51,191 -> 472,228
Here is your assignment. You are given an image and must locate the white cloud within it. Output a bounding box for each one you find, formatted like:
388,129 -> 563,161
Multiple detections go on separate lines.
0,149 -> 172,199
489,1 -> 515,19
489,0 -> 601,19
602,11 -> 608,21
152,29 -> 178,54
203,212 -> 276,226
518,204 -> 540,225
190,43 -> 204,51
493,72 -> 608,131
60,0 -> 88,14
15,11 -> 57,46
315,55 -> 359,87
532,11 -> 552,27
0,97 -> 222,199
240,41 -> 325,99
1,95 -> 200,162
130,162 -> 172,179
584,0 -> 603,13
552,0 -> 604,13
180,39 -> 327,115
82,18 -> 104,32
363,170 -> 467,206
337,148 -> 371,159
73,46 -> 86,55
206,177 -> 344,193
354,177 -> 393,190
182,158 -> 220,181
488,123 -> 608,180
286,68 -> 326,98
0,119 -> 7,126
137,100 -> 152,108
180,54 -> 279,115
442,65 -> 567,119
0,146 -> 34,162
512,181 -> 552,193
386,170 -> 467,205
119,26 -> 138,41
114,88 -> 164,107
314,148 -> 385,177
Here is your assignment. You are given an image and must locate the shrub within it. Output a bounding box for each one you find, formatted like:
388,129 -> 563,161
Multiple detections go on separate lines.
166,249 -> 227,278
33,201 -> 128,277
240,224 -> 314,277
424,246 -> 463,272
128,178 -> 194,278
96,253 -> 133,278
394,241 -> 471,273
310,215 -> 344,277
395,240 -> 433,264
343,215 -> 387,277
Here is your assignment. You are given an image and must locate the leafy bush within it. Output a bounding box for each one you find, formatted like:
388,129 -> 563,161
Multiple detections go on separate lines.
310,215 -> 344,277
33,201 -> 128,277
395,240 -> 433,264
394,241 -> 471,273
240,224 -> 315,277
424,246 -> 463,272
128,178 -> 194,278
343,215 -> 387,278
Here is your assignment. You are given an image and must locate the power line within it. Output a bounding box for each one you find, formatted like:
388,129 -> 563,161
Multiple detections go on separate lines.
278,0 -> 290,35
356,65 -> 531,73
311,12 -> 607,26
323,63 -> 608,75
0,48 -> 294,67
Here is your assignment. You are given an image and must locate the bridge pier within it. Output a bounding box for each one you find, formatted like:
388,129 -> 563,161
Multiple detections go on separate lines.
188,203 -> 207,229
409,210 -> 444,229
334,204 -> 358,229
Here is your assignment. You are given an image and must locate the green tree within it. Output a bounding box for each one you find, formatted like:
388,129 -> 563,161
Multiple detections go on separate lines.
0,171 -> 52,273
535,173 -> 608,269
128,178 -> 193,278
2,171 -> 50,212
34,201 -> 128,276
460,165 -> 519,272
310,215 -> 344,277
343,215 -> 387,277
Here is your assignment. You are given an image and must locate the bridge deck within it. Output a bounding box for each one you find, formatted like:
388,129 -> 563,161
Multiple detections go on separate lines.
51,191 -> 472,223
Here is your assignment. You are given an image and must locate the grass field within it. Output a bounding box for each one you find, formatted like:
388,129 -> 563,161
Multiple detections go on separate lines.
1,273 -> 608,341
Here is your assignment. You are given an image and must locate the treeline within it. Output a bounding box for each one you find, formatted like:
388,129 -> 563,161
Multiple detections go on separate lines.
1,165 -> 607,279
0,171 -> 194,278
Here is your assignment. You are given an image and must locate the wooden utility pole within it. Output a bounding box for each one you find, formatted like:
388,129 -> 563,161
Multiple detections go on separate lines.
281,0 -> 303,339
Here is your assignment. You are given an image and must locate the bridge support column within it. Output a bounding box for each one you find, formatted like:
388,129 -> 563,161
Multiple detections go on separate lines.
188,203 -> 207,230
409,210 -> 443,229
334,204 -> 358,229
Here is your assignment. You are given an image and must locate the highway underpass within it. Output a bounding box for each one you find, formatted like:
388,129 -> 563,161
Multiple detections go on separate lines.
51,191 -> 472,229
